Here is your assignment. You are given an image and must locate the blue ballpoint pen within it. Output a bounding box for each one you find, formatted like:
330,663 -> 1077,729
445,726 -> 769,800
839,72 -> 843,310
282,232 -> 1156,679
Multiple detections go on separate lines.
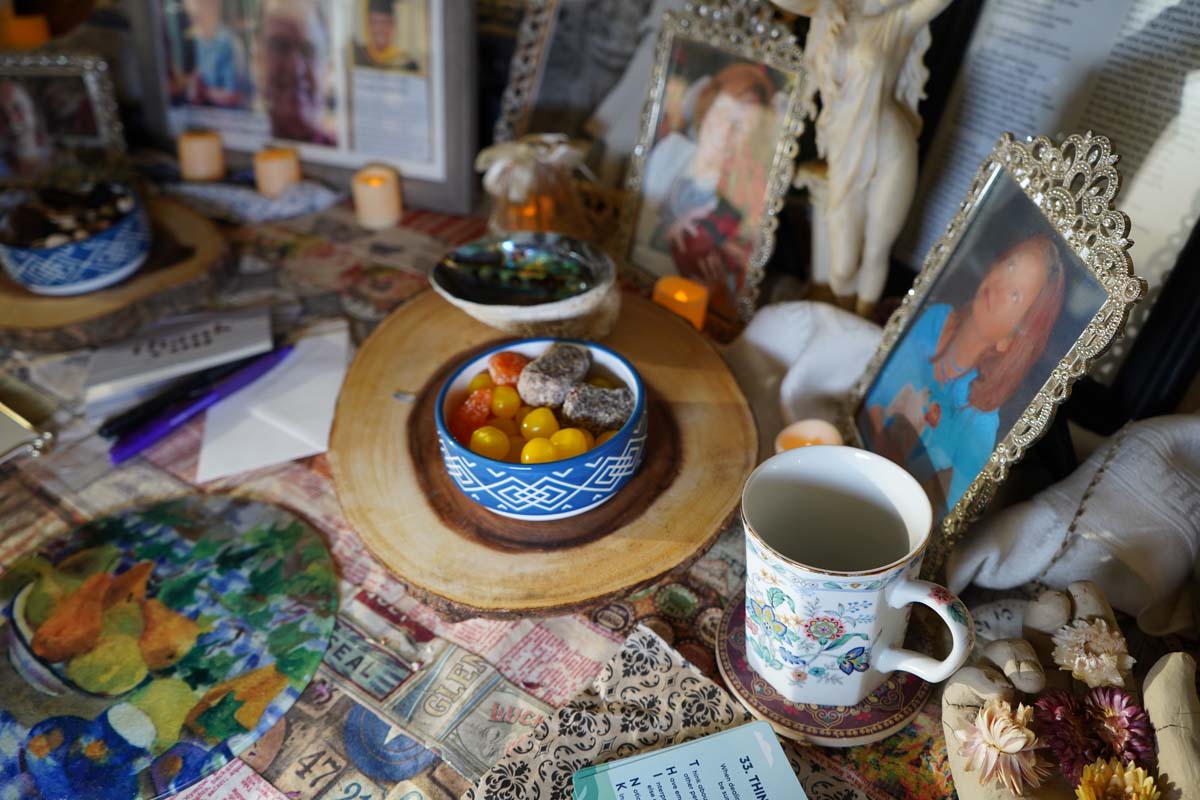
109,345 -> 295,465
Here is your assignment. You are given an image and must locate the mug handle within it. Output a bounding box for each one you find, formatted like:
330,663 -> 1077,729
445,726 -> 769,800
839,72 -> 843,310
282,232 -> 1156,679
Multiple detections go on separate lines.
874,576 -> 974,684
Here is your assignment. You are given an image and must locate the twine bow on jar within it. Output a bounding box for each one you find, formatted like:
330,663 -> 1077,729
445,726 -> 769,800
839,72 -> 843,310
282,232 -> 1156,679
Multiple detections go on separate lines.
475,134 -> 594,240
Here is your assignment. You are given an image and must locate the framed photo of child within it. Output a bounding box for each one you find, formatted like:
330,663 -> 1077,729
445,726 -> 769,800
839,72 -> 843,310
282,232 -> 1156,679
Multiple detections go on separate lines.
847,132 -> 1147,571
617,2 -> 807,326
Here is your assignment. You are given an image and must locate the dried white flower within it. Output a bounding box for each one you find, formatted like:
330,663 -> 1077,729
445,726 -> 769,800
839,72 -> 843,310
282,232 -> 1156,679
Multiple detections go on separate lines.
1051,619 -> 1134,688
954,698 -> 1049,794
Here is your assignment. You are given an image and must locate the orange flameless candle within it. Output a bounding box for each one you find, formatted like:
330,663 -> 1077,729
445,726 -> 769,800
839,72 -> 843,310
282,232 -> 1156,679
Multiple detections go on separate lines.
653,275 -> 708,331
177,131 -> 225,181
254,147 -> 301,197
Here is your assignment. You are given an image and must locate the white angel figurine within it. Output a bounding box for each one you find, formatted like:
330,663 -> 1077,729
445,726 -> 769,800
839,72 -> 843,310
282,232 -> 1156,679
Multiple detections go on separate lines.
774,0 -> 953,316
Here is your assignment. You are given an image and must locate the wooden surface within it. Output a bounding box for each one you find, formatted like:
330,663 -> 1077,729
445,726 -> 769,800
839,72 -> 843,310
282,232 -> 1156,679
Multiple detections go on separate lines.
329,289 -> 758,618
0,197 -> 224,338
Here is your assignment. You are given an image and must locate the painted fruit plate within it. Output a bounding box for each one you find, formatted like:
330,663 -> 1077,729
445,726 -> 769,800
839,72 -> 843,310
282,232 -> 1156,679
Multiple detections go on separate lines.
0,495 -> 337,799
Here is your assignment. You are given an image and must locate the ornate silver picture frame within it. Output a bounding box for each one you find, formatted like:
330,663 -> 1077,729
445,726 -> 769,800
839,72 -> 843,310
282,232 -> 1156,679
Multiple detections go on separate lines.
493,0 -> 685,188
0,52 -> 125,181
846,132 -> 1146,571
617,0 -> 807,326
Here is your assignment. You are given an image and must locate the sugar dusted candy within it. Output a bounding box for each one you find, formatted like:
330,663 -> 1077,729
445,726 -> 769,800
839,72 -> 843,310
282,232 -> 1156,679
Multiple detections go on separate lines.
561,383 -> 633,435
516,343 -> 591,408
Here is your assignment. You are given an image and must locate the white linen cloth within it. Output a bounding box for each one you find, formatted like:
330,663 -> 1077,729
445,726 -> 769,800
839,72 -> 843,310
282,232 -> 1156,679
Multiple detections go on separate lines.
722,301 -> 882,456
947,414 -> 1200,635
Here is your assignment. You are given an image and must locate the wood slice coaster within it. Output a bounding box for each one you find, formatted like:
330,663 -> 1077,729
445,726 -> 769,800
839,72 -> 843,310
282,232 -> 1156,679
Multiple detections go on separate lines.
329,289 -> 757,619
0,197 -> 225,351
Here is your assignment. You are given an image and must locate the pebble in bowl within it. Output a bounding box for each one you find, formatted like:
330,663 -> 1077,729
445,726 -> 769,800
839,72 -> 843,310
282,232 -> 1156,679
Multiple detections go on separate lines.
0,183 -> 151,296
430,232 -> 620,339
435,338 -> 647,521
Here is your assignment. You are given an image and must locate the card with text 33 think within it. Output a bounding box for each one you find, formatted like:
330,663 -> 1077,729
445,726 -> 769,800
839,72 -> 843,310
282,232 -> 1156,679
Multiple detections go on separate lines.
572,721 -> 806,800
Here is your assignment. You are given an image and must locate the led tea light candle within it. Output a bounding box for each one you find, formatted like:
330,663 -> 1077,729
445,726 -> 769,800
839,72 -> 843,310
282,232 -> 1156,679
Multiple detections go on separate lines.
177,131 -> 225,181
352,166 -> 402,229
254,147 -> 301,198
652,275 -> 709,331
774,419 -> 844,453
2,13 -> 49,49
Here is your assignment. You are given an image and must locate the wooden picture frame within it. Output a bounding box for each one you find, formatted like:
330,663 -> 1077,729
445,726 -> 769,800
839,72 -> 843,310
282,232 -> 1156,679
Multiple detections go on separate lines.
617,0 -> 807,325
846,132 -> 1146,571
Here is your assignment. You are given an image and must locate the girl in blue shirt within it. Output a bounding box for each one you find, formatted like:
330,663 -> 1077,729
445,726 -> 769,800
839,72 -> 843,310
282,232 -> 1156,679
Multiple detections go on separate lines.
861,234 -> 1066,517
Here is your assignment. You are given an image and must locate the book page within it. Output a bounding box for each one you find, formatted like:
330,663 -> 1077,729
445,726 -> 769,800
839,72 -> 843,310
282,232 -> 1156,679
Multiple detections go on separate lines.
898,0 -> 1200,375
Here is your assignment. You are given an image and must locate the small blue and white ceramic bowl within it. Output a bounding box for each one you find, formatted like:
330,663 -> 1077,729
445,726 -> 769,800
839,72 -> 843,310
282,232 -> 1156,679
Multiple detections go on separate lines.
0,195 -> 151,296
435,338 -> 647,521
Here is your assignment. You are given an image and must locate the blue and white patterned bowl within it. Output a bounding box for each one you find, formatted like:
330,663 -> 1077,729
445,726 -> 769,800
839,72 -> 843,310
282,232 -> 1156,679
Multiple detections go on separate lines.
0,196 -> 151,296
435,338 -> 647,521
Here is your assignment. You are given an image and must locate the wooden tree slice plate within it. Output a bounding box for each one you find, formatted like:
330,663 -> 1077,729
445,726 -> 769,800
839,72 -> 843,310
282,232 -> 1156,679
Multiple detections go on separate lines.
329,290 -> 757,618
0,197 -> 225,351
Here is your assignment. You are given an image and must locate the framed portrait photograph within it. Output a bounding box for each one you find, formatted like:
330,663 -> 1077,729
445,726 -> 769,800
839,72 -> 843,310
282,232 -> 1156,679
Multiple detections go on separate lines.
617,2 -> 806,325
0,53 -> 125,182
495,0 -> 686,187
138,0 -> 475,212
847,132 -> 1147,570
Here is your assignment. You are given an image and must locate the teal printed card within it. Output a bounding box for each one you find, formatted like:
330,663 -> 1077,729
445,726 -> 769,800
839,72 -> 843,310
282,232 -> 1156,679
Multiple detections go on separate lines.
572,721 -> 806,800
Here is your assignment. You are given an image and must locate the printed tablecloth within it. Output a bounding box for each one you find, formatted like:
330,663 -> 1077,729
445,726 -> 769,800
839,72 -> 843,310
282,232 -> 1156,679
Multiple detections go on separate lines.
0,204 -> 957,800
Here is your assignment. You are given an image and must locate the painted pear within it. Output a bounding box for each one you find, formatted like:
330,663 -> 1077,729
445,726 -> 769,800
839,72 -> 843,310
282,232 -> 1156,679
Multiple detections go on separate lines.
32,572 -> 111,663
65,634 -> 148,695
138,599 -> 200,670
186,665 -> 288,742
104,561 -> 154,608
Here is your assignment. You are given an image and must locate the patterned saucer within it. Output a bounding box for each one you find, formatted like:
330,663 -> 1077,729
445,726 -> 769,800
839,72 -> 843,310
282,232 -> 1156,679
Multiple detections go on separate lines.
716,591 -> 931,747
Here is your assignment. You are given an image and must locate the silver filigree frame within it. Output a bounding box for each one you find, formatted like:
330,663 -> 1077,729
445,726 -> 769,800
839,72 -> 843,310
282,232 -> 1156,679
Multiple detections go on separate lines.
492,0 -> 558,144
845,132 -> 1146,574
0,52 -> 125,161
616,0 -> 808,323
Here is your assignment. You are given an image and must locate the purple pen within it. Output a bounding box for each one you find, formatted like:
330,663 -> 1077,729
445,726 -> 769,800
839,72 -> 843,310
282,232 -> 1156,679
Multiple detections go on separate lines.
109,344 -> 295,465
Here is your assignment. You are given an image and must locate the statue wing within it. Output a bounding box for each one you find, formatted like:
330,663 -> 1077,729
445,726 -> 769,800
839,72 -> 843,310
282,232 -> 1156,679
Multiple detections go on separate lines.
895,23 -> 932,134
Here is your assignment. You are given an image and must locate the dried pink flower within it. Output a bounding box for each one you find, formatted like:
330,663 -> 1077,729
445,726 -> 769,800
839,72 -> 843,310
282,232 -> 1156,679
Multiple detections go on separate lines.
1084,687 -> 1157,772
1033,689 -> 1104,784
954,698 -> 1050,795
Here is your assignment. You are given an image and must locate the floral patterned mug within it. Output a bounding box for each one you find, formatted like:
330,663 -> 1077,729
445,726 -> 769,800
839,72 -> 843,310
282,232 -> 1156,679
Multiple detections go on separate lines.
742,446 -> 973,706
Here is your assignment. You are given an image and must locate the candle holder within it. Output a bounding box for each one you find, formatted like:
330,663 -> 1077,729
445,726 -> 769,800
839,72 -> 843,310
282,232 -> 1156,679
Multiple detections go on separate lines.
476,135 -> 594,241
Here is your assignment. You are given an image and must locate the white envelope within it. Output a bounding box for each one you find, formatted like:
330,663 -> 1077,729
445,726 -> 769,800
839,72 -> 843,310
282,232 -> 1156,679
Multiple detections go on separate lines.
195,326 -> 350,483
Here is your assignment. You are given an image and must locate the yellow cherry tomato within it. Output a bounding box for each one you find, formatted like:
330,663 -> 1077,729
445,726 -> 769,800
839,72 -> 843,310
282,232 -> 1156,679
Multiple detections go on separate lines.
520,407 -> 559,440
587,375 -> 616,389
550,428 -> 590,459
469,425 -> 510,460
491,385 -> 521,419
520,437 -> 557,464
468,371 -> 493,392
488,417 -> 519,437
506,435 -> 525,462
514,405 -> 533,426
596,430 -> 619,446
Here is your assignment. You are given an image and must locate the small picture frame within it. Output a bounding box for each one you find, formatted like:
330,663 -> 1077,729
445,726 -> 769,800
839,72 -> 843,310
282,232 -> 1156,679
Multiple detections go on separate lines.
617,0 -> 807,325
0,52 -> 125,182
846,132 -> 1146,571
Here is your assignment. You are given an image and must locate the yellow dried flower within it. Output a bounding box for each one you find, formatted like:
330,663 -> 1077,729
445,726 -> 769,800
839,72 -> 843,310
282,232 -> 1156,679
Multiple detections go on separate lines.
1075,758 -> 1161,800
